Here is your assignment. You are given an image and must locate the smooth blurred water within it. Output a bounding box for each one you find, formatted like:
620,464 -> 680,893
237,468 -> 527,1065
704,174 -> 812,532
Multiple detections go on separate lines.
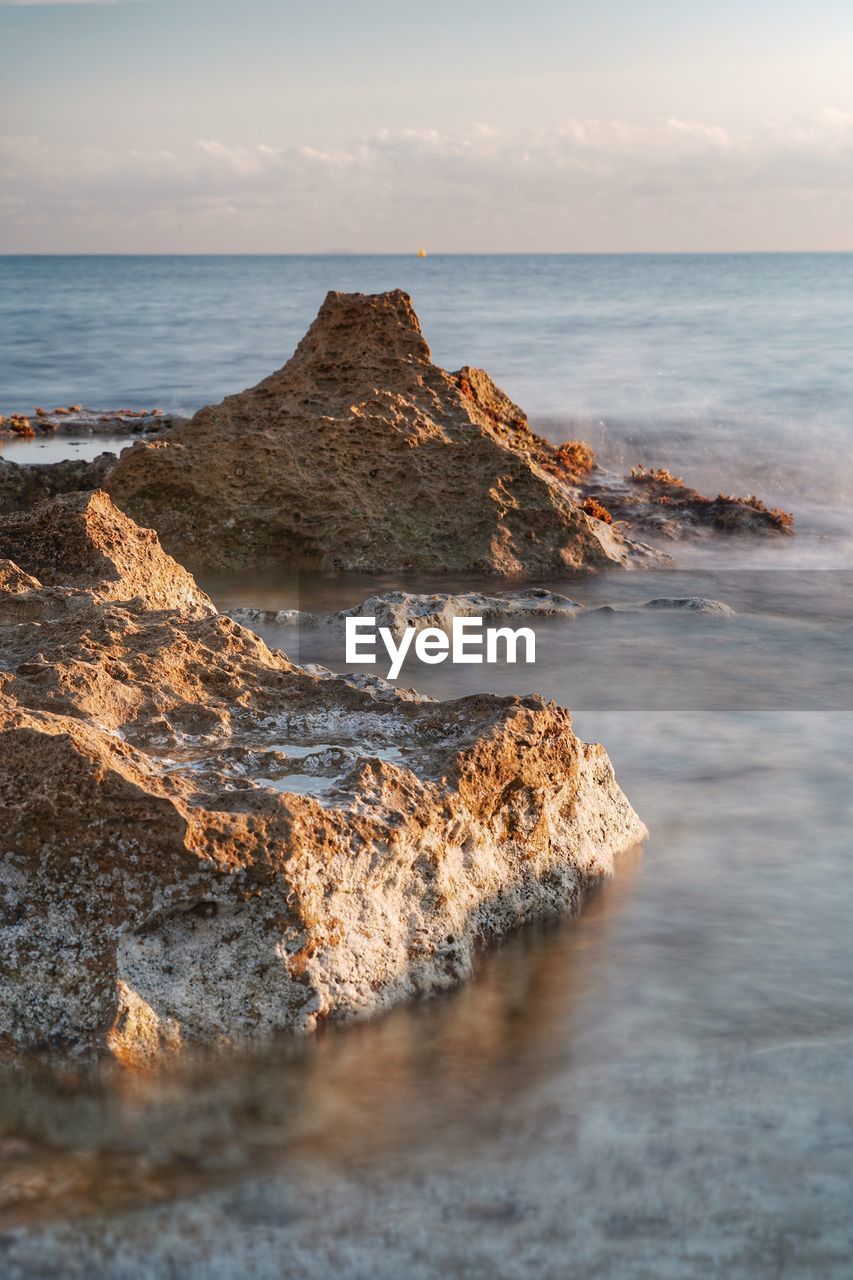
2,256 -> 853,1277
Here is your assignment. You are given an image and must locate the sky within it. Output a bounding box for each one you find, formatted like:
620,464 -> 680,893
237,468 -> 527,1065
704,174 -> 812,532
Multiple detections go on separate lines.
1,0 -> 853,252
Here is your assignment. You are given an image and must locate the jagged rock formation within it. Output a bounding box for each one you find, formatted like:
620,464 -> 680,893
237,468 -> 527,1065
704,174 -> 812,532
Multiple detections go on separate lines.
0,492 -> 645,1063
105,290 -> 652,576
578,464 -> 793,541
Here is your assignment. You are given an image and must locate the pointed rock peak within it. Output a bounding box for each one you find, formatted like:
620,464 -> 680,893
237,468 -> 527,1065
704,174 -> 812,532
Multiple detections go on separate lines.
0,559 -> 42,597
284,289 -> 433,377
0,490 -> 212,614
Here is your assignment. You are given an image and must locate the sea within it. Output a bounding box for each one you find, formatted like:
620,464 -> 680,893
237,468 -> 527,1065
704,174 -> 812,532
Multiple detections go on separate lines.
1,255 -> 852,1278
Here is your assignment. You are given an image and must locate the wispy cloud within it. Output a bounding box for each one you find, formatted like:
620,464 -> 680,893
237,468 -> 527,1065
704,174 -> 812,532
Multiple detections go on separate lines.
2,113 -> 853,251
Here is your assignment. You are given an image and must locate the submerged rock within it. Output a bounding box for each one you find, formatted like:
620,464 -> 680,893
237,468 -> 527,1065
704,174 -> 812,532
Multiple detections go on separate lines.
578,464 -> 793,541
105,290 -> 659,576
642,596 -> 736,617
229,587 -> 582,637
0,492 -> 645,1063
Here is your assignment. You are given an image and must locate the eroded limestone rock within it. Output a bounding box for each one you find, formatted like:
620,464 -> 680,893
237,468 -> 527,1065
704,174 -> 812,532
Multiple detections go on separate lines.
229,588 -> 582,638
105,290 -> 657,576
0,454 -> 117,519
0,492 -> 645,1063
577,464 -> 793,541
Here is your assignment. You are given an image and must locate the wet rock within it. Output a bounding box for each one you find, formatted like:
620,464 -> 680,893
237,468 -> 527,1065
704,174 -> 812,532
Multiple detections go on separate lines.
7,417 -> 34,439
579,463 -> 793,541
0,492 -> 646,1063
230,588 -> 583,638
642,597 -> 736,617
106,290 -> 662,576
329,588 -> 582,635
227,605 -> 309,628
0,408 -> 181,442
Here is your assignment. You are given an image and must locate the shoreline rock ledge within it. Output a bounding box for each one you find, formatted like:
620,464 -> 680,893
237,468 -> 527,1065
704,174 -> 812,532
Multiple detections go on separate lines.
105,289 -> 657,575
0,492 -> 646,1064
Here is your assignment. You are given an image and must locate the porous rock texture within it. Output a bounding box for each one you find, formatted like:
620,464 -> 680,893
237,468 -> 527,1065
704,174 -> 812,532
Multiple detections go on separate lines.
105,290 -> 650,576
578,464 -> 793,541
0,453 -> 116,518
0,491 -> 645,1064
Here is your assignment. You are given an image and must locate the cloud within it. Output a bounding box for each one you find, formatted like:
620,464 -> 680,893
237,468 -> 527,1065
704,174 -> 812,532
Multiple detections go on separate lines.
2,113 -> 853,251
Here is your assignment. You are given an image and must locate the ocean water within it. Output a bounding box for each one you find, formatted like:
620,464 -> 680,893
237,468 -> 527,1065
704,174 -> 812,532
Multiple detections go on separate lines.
3,252 -> 853,563
2,256 -> 853,1278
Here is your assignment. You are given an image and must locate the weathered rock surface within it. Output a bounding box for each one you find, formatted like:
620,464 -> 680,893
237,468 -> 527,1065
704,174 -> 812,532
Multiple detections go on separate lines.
0,492 -> 645,1063
578,464 -> 793,541
0,454 -> 116,518
105,290 -> 656,576
0,408 -> 181,441
230,587 -> 582,638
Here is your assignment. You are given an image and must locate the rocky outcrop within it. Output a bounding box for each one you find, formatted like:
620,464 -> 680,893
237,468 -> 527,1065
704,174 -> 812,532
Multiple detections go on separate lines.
230,587 -> 582,637
105,290 -> 656,576
577,464 -> 793,541
0,408 -> 180,440
0,489 -> 209,613
229,587 -> 741,637
0,492 -> 645,1063
0,454 -> 117,518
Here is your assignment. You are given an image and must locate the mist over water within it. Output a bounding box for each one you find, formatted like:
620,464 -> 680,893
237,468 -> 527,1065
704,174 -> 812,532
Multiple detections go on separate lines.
2,255 -> 853,1276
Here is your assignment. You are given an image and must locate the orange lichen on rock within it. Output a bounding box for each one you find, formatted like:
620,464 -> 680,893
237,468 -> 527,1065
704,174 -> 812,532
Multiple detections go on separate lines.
582,496 -> 613,524
578,463 -> 795,538
549,440 -> 597,482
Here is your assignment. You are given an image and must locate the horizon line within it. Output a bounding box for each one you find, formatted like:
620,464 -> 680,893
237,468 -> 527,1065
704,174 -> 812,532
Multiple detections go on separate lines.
2,249 -> 853,258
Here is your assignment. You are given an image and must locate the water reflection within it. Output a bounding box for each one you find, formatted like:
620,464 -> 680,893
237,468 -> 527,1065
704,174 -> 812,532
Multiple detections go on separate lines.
0,849 -> 641,1227
0,435 -> 131,466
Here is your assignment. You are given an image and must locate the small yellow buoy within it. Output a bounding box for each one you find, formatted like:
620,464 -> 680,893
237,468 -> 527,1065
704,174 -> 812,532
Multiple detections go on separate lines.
417,247 -> 427,258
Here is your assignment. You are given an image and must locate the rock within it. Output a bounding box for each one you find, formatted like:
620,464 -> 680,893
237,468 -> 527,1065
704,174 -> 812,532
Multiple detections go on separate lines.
0,492 -> 645,1063
0,490 -> 212,614
579,464 -> 793,541
105,290 -> 661,576
642,597 -> 736,617
330,588 -> 582,635
0,453 -> 117,518
1,410 -> 181,446
230,588 -> 583,638
8,416 -> 35,439
227,606 -> 310,628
